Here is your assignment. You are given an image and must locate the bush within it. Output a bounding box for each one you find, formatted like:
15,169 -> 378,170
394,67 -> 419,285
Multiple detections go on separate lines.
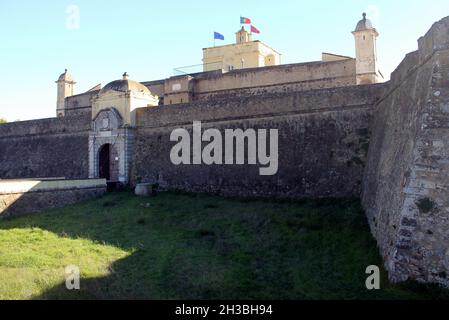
416,197 -> 436,214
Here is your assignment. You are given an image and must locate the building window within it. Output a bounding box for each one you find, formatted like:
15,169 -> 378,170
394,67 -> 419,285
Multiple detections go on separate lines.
265,54 -> 275,66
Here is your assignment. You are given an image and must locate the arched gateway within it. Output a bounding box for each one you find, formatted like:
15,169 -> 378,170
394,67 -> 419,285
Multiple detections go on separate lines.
88,73 -> 159,184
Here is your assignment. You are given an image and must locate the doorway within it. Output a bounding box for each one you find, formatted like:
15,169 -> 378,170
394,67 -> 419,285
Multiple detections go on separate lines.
99,144 -> 111,181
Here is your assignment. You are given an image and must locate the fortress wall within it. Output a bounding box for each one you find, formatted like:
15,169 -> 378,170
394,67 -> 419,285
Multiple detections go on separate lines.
0,115 -> 90,179
135,84 -> 384,128
133,84 -> 384,199
362,16 -> 449,286
193,76 -> 357,101
65,90 -> 98,116
194,59 -> 357,98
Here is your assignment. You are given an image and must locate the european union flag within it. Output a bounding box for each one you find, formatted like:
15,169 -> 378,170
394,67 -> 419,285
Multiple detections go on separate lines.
214,32 -> 224,41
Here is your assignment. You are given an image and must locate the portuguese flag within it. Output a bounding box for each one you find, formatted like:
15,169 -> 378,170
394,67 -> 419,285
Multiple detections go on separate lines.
240,16 -> 251,24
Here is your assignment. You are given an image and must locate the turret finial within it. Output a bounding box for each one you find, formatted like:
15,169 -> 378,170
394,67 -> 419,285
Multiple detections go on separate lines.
363,12 -> 367,20
122,72 -> 129,80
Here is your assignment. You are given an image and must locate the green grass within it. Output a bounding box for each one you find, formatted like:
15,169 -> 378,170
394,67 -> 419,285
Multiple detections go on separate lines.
0,191 -> 448,300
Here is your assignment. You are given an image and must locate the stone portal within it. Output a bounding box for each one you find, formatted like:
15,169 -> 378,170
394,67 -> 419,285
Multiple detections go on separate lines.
88,73 -> 159,185
89,108 -> 133,183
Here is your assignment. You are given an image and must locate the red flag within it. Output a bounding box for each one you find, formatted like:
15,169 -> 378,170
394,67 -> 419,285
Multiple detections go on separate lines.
251,25 -> 260,34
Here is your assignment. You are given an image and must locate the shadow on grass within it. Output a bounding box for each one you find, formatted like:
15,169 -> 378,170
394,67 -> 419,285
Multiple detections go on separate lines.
0,191 -> 448,300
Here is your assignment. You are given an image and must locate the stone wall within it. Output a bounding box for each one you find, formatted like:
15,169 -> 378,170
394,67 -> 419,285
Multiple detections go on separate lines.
0,179 -> 106,218
65,90 -> 99,116
132,84 -> 385,198
194,75 -> 357,102
194,59 -> 357,100
362,16 -> 449,286
0,115 -> 90,179
140,59 -> 357,106
0,76 -> 382,200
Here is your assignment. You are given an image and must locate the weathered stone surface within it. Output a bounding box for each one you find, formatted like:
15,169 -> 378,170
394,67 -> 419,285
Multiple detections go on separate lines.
65,90 -> 99,116
132,85 -> 384,199
362,16 -> 449,286
0,115 -> 90,179
0,179 -> 106,219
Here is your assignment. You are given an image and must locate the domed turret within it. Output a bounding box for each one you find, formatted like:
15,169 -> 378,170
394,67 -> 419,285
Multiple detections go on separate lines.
355,13 -> 374,32
100,72 -> 151,95
92,72 -> 158,126
58,69 -> 75,83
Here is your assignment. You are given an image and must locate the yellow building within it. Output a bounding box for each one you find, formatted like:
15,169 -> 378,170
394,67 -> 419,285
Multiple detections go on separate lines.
202,27 -> 281,72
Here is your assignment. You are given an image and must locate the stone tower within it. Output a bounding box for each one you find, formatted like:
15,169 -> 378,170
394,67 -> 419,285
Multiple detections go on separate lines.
352,13 -> 382,84
236,26 -> 252,44
56,69 -> 76,117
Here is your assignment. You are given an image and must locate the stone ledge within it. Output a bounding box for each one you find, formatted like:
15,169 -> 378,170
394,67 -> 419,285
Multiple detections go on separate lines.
0,179 -> 106,195
0,179 -> 107,219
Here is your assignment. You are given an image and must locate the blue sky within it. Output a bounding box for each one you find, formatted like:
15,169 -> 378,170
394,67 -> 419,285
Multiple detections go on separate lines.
0,0 -> 447,121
